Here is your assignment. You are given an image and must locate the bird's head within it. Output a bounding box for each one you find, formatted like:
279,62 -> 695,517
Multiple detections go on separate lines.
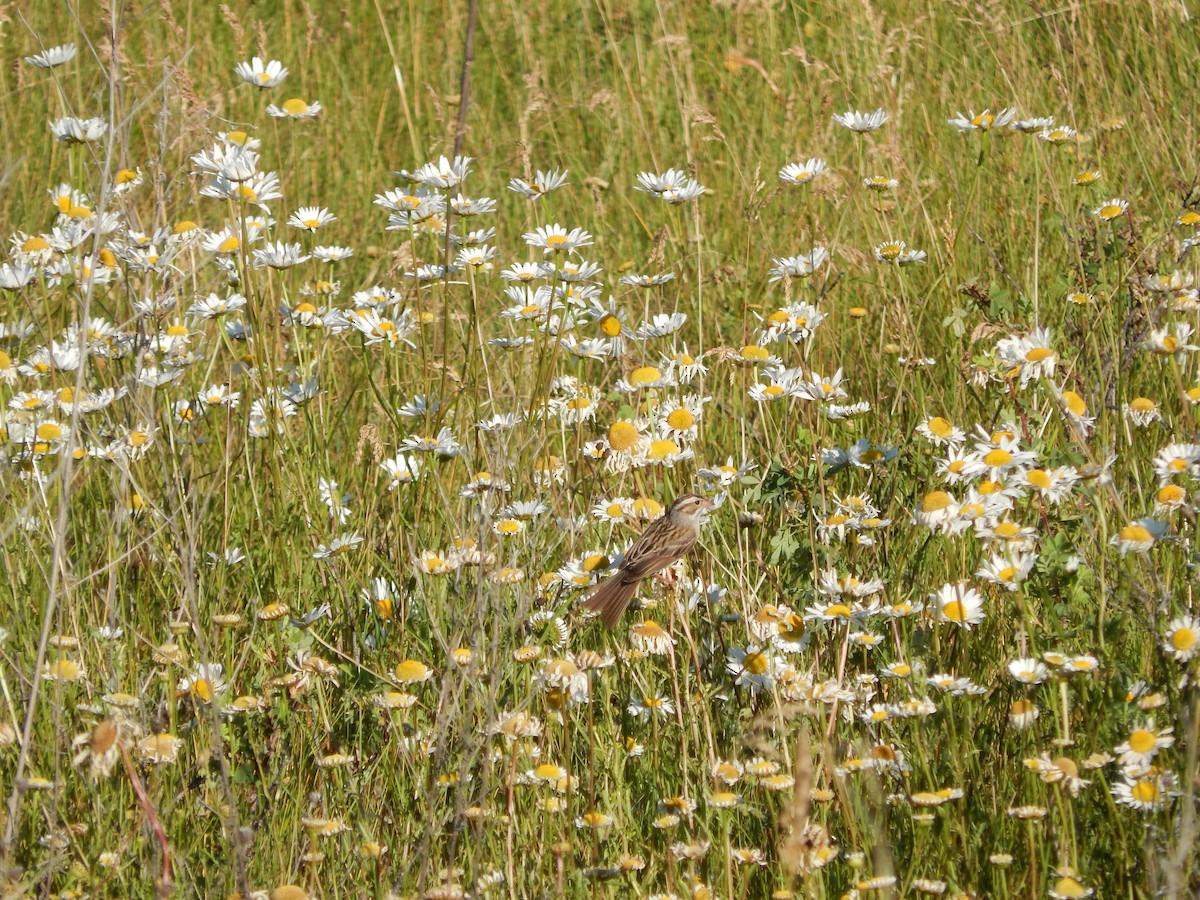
669,493 -> 716,518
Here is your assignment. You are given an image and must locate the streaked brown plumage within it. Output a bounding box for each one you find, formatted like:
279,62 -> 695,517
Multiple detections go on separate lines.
582,493 -> 715,628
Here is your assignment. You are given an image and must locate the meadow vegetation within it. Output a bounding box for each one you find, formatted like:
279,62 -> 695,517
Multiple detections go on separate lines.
1,0 -> 1199,897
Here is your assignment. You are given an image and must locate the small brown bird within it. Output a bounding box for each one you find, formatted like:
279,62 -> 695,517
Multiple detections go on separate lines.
582,493 -> 715,628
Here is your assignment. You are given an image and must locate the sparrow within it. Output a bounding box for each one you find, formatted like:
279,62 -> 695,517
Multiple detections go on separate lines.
582,493 -> 715,628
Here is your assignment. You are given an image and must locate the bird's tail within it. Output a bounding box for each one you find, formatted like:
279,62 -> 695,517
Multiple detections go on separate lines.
581,576 -> 640,629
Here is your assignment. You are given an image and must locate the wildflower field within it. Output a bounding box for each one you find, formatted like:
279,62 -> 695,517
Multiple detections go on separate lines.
3,1 -> 1200,897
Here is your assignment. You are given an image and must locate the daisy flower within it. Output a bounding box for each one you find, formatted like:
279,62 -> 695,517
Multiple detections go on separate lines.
779,158 -> 827,184
25,44 -> 78,69
767,248 -> 829,281
1008,658 -> 1051,685
267,98 -> 323,119
1111,772 -> 1175,812
523,224 -> 593,255
947,108 -> 1016,131
508,169 -> 569,200
288,206 -> 336,232
234,57 -> 288,88
1093,198 -> 1129,221
1115,721 -> 1174,766
1162,615 -> 1200,661
932,582 -> 985,628
832,108 -> 889,132
1111,518 -> 1167,556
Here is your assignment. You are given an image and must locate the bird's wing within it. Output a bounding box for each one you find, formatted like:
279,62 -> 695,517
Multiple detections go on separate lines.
619,520 -> 697,580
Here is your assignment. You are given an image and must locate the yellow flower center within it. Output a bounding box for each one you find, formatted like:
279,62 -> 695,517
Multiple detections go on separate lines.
848,306 -> 867,318
1128,729 -> 1156,754
824,603 -> 852,619
665,408 -> 695,430
23,236 -> 51,252
921,491 -> 953,513
633,498 -> 663,518
1119,525 -> 1152,544
394,659 -> 430,682
282,98 -> 310,115
1052,878 -> 1089,898
1130,397 -> 1155,412
1025,346 -> 1054,362
647,438 -> 679,460
1099,203 -> 1123,219
115,168 -> 138,184
739,344 -> 769,361
173,220 -> 199,234
1158,484 -> 1186,505
942,601 -> 965,622
582,553 -> 610,572
926,417 -> 953,438
1026,469 -> 1051,489
598,314 -> 622,337
628,365 -> 662,387
607,421 -> 639,451
971,112 -> 994,128
994,521 -> 1021,539
375,598 -> 394,620
983,448 -> 1013,467
51,659 -> 81,681
742,652 -> 768,675
192,678 -> 213,702
1131,781 -> 1158,803
1171,627 -> 1197,651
